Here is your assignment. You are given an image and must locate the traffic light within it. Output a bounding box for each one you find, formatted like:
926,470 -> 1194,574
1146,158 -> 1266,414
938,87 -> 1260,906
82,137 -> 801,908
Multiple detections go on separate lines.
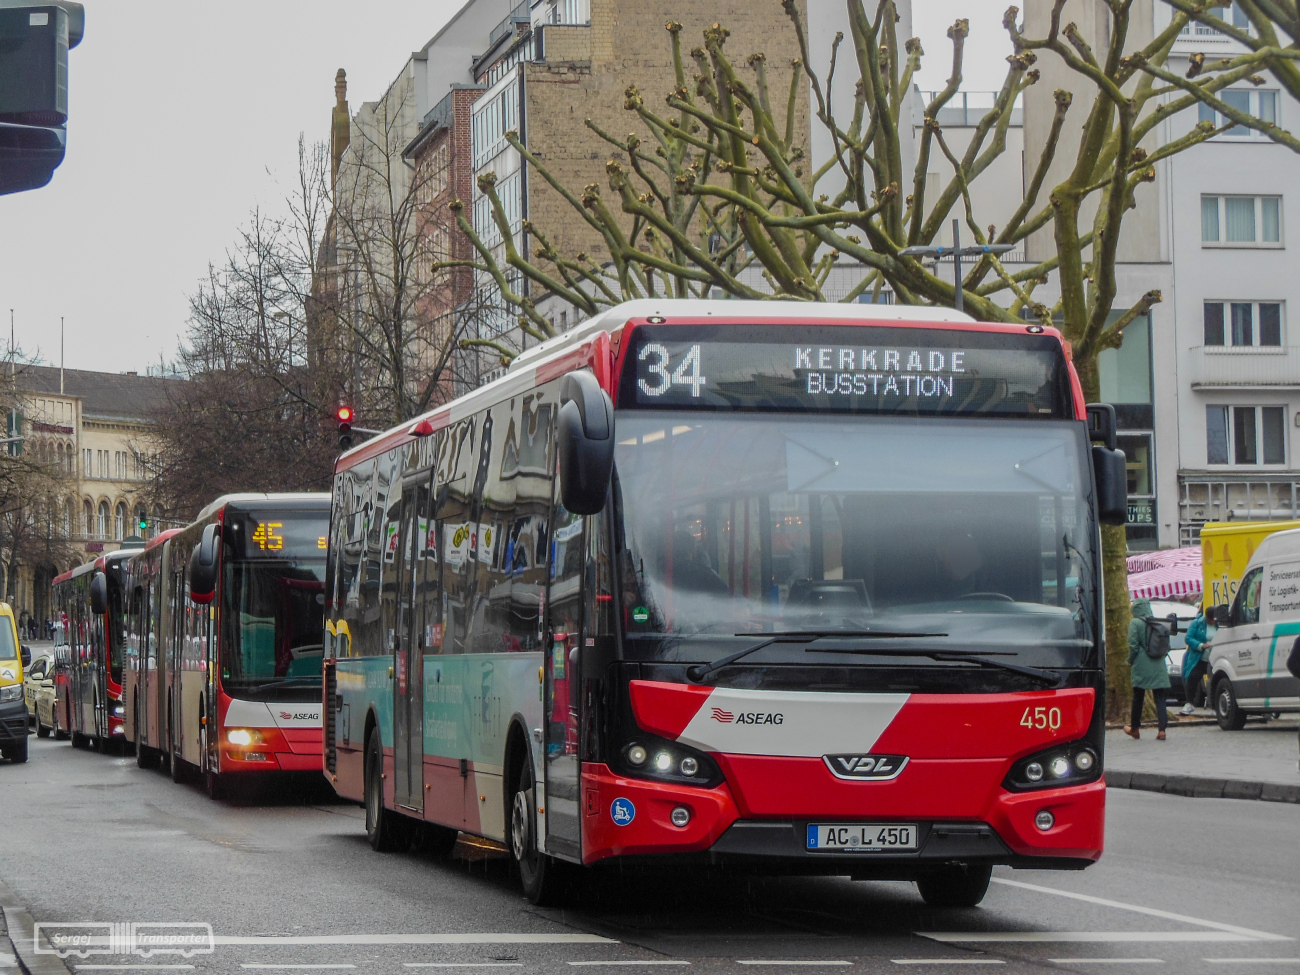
336,405 -> 353,449
138,514 -> 147,532
0,2 -> 85,196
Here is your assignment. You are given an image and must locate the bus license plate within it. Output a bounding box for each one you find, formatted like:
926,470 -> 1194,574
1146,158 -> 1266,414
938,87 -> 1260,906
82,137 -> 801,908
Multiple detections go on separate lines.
807,823 -> 918,851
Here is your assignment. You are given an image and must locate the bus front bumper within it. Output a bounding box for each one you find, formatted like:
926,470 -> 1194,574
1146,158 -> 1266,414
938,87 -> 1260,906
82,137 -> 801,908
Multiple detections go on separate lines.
577,763 -> 1104,870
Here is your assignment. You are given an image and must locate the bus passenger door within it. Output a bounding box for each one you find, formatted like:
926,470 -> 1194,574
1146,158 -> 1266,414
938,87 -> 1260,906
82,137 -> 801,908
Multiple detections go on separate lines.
393,490 -> 425,812
544,499 -> 584,858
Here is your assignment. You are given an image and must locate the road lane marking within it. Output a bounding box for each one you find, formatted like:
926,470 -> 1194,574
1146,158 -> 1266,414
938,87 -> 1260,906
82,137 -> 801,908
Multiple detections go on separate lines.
989,878 -> 1292,942
923,933 -> 1255,943
240,967 -> 356,971
891,961 -> 1004,966
404,966 -> 525,969
1047,961 -> 1164,966
212,935 -> 616,946
568,964 -> 691,968
736,963 -> 852,967
74,968 -> 195,971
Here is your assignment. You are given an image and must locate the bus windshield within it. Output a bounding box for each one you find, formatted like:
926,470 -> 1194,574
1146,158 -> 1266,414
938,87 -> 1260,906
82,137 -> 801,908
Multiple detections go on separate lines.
220,559 -> 326,693
614,413 -> 1097,668
0,618 -> 15,660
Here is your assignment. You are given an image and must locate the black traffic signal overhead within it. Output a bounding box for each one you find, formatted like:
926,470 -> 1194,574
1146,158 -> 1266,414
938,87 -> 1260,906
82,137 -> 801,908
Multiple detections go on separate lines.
0,1 -> 84,196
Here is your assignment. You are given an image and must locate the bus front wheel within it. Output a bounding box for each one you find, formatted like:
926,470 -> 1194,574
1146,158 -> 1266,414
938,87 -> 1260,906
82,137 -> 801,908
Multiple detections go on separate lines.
365,732 -> 410,853
915,864 -> 992,908
509,763 -> 571,906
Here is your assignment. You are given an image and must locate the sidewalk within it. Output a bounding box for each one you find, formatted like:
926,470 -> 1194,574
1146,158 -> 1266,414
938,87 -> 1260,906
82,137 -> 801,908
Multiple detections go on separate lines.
1105,713 -> 1300,803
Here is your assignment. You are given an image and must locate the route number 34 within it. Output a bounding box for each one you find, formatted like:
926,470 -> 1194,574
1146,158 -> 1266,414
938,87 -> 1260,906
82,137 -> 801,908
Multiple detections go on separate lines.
1020,706 -> 1062,731
638,343 -> 707,397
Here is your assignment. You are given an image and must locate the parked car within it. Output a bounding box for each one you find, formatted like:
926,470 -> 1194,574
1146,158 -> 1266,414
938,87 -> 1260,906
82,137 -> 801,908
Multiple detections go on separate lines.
23,652 -> 51,725
1207,527 -> 1300,730
34,646 -> 71,741
0,601 -> 31,763
1147,599 -> 1202,704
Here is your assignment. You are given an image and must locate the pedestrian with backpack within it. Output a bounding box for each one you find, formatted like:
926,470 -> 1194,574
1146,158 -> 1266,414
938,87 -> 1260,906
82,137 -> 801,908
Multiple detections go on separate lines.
1125,597 -> 1171,740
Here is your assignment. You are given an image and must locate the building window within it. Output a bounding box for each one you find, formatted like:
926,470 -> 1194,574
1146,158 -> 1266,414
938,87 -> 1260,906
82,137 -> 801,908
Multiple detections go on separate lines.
471,78 -> 521,170
82,499 -> 92,536
1201,195 -> 1282,246
1199,89 -> 1278,134
1206,405 -> 1287,465
114,502 -> 126,540
1204,301 -> 1283,346
96,501 -> 109,538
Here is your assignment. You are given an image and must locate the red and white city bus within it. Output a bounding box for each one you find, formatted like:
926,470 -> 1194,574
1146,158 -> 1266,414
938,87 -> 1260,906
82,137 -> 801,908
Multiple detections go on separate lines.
50,544 -> 139,750
323,299 -> 1126,907
122,493 -> 331,798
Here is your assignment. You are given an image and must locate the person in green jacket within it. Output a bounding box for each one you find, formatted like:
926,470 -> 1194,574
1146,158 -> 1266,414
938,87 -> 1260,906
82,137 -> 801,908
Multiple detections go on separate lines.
1125,597 -> 1171,740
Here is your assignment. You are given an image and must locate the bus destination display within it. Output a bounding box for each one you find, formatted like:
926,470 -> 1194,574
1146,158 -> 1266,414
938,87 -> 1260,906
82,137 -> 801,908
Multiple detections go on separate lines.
620,324 -> 1071,417
227,512 -> 330,560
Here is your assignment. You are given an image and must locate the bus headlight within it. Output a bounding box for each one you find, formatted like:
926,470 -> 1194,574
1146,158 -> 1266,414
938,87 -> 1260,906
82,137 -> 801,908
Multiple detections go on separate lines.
0,685 -> 20,703
226,728 -> 261,748
1005,742 -> 1099,791
619,735 -> 720,787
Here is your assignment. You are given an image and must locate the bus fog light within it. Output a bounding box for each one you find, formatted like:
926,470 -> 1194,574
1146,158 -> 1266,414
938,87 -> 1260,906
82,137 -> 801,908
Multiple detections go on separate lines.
1074,750 -> 1095,772
1049,756 -> 1071,778
244,752 -> 267,762
1035,809 -> 1055,831
679,757 -> 699,777
1025,762 -> 1044,782
626,744 -> 648,766
670,806 -> 691,827
653,751 -> 673,772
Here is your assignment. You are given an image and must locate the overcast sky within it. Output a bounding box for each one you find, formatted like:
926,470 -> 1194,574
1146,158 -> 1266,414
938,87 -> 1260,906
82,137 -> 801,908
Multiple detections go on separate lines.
0,1 -> 1008,375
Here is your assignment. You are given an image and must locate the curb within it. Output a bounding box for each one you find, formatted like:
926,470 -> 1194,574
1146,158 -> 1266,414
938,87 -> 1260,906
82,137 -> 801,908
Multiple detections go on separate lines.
1106,769 -> 1300,803
0,880 -> 73,975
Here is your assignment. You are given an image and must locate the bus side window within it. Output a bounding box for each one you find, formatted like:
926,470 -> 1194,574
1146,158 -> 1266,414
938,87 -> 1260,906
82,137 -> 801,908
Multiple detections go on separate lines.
439,417 -> 478,655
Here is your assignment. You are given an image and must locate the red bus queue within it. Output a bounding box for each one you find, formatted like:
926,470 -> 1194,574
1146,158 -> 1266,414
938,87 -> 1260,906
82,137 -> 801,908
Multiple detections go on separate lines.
42,494 -> 331,801
322,299 -> 1128,908
34,299 -> 1127,912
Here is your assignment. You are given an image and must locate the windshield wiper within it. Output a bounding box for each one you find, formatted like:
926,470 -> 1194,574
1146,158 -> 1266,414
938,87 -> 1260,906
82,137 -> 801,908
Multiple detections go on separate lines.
686,629 -> 947,684
808,646 -> 1063,687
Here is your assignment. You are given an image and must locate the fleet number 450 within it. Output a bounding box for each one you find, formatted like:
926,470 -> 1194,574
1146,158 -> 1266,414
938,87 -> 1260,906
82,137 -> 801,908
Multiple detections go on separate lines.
1020,706 -> 1062,730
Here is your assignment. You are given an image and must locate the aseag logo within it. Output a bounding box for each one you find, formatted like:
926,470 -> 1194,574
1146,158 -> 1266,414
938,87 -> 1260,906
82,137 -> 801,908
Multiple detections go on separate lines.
710,707 -> 783,725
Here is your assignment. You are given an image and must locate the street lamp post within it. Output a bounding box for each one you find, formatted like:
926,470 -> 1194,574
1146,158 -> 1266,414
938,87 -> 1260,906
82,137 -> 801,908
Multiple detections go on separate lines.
900,219 -> 1016,314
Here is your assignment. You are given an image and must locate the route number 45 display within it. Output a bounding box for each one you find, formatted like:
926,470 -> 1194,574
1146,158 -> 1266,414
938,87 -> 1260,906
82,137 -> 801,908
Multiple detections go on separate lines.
639,343 -> 707,397
1021,706 -> 1062,731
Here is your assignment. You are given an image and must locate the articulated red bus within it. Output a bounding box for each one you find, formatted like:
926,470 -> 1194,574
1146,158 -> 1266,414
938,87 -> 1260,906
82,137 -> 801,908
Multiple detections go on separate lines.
122,493 -> 331,798
50,545 -> 138,750
324,299 -> 1126,907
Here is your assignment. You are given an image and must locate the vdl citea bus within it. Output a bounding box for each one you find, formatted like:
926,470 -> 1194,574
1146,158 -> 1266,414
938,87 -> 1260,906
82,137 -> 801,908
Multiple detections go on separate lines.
324,299 -> 1128,907
122,493 -> 331,798
50,544 -> 139,750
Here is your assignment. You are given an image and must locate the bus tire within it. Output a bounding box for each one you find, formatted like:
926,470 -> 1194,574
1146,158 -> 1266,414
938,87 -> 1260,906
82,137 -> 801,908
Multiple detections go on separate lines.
205,770 -> 224,800
916,864 -> 992,908
365,731 -> 410,853
171,749 -> 185,784
1214,678 -> 1248,731
53,711 -> 68,741
1,737 -> 27,763
509,761 -> 571,906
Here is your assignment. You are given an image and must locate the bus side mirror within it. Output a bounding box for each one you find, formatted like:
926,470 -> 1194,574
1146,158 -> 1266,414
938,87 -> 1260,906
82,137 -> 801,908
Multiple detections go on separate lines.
20,646 -> 31,668
1212,604 -> 1230,627
190,524 -> 221,604
1091,445 -> 1127,526
557,370 -> 615,515
89,571 -> 108,615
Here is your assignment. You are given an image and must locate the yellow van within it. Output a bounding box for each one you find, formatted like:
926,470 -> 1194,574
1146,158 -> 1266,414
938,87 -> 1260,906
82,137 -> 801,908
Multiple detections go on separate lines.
0,602 -> 29,763
1202,519 -> 1300,609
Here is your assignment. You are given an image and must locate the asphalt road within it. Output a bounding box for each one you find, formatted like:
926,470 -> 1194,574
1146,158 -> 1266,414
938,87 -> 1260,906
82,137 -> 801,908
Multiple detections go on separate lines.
1,735 -> 1297,975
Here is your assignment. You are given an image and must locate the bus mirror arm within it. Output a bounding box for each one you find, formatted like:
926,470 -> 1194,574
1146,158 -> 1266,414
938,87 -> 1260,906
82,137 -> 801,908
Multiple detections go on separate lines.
190,523 -> 221,605
89,571 -> 108,616
1091,445 -> 1127,527
558,370 -> 615,516
20,646 -> 30,668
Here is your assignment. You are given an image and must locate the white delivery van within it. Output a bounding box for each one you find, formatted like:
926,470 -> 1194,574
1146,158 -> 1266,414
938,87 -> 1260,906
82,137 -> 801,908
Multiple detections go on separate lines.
1207,527 -> 1300,730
